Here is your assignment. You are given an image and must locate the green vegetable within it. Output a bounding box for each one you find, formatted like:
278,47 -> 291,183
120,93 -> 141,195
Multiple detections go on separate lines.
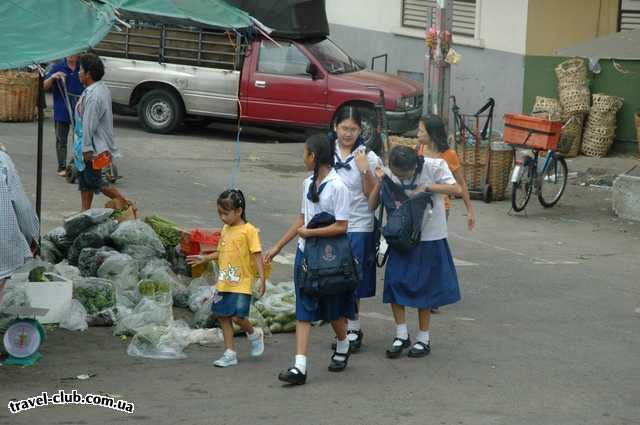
111,207 -> 128,219
138,280 -> 171,298
74,278 -> 115,315
145,216 -> 181,247
28,266 -> 49,282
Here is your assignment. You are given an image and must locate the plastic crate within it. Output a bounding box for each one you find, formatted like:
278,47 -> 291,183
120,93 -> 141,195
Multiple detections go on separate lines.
504,114 -> 562,151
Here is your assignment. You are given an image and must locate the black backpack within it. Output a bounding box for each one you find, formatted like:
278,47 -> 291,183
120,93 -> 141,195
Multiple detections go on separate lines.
300,213 -> 360,297
376,161 -> 433,263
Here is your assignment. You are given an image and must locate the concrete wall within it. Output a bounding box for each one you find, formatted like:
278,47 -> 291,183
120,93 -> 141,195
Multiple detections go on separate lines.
525,0 -> 619,56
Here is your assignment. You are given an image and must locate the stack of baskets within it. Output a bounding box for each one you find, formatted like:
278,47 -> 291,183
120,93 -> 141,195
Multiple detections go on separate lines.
581,93 -> 624,157
0,71 -> 39,122
555,58 -> 591,158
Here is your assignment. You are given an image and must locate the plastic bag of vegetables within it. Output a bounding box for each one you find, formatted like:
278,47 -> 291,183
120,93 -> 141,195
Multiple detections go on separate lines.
59,299 -> 88,332
97,253 -> 140,310
126,321 -> 191,359
44,226 -> 72,255
67,220 -> 117,265
73,277 -> 115,315
111,220 -> 165,257
64,208 -> 113,239
113,296 -> 173,336
78,247 -> 117,277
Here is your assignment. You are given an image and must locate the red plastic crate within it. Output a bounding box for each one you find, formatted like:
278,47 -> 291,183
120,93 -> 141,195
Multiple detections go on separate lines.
503,114 -> 562,150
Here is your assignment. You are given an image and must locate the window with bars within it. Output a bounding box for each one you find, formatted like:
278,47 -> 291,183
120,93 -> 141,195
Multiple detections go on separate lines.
619,0 -> 640,31
402,0 -> 478,37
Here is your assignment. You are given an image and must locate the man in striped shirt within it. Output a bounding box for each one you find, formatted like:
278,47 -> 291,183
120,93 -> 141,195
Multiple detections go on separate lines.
0,143 -> 39,303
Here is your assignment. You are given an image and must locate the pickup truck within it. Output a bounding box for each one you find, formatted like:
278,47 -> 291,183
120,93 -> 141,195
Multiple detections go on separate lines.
94,23 -> 423,147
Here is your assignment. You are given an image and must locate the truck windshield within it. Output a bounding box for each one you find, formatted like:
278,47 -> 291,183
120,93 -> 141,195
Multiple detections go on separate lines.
305,38 -> 363,75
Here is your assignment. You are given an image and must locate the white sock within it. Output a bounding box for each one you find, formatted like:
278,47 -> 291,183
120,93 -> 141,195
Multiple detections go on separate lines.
347,319 -> 361,331
334,338 -> 349,361
396,323 -> 408,340
247,329 -> 259,341
224,349 -> 237,357
416,330 -> 430,345
294,355 -> 307,374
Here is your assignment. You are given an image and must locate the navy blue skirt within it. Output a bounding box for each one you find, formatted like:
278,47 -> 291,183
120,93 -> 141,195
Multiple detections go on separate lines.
294,249 -> 356,322
383,239 -> 461,309
348,232 -> 377,299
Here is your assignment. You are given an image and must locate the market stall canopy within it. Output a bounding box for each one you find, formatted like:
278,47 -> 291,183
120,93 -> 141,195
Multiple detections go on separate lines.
0,0 -> 117,70
111,0 -> 253,30
555,29 -> 640,60
226,0 -> 329,39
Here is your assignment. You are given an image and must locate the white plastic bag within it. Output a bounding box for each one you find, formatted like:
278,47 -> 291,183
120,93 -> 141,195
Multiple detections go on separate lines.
60,300 -> 88,331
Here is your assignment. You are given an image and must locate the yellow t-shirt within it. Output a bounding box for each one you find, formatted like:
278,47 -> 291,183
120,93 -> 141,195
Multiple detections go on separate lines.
216,223 -> 262,295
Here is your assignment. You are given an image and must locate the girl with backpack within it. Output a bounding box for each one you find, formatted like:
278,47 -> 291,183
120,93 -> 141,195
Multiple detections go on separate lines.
369,145 -> 462,359
416,114 -> 476,231
330,107 -> 381,351
264,134 -> 354,385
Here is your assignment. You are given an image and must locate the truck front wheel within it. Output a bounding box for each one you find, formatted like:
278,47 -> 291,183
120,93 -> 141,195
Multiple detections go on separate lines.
137,89 -> 184,134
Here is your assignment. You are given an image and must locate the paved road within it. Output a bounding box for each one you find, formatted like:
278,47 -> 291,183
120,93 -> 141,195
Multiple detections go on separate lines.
1,117 -> 639,425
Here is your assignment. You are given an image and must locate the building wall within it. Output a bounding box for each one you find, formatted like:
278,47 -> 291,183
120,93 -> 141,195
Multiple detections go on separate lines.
326,0 -> 529,130
525,0 -> 619,56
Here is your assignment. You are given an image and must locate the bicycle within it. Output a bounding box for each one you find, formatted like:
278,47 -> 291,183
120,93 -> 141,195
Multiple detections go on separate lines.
365,85 -> 389,161
505,115 -> 575,212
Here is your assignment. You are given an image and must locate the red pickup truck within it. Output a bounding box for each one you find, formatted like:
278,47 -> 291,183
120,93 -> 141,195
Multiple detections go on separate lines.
98,27 -> 423,148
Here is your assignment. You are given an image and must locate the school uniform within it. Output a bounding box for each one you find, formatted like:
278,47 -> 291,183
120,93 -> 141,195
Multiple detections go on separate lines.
294,169 -> 356,322
334,145 -> 381,299
383,158 -> 461,309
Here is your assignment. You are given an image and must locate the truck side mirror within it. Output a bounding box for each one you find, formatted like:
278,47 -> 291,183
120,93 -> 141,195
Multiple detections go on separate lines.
306,63 -> 321,80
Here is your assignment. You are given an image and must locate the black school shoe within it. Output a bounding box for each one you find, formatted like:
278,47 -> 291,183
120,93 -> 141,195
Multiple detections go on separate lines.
385,337 -> 411,359
331,330 -> 363,352
408,341 -> 431,358
278,367 -> 307,385
328,351 -> 350,372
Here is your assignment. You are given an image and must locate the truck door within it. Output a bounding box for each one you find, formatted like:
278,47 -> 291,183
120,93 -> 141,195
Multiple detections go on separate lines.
244,40 -> 330,127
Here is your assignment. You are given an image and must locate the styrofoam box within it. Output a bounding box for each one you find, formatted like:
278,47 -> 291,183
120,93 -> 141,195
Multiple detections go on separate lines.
23,273 -> 72,324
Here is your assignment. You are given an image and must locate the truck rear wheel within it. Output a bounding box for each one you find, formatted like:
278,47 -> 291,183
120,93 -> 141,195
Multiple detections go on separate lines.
137,89 -> 184,134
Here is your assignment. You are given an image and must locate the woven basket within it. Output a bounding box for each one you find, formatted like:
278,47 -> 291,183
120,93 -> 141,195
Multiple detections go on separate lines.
555,58 -> 588,82
532,97 -> 561,120
559,85 -> 591,115
590,93 -> 624,114
587,111 -> 618,127
557,114 -> 585,157
488,142 -> 513,201
581,133 -> 615,157
388,135 -> 418,149
0,71 -> 39,122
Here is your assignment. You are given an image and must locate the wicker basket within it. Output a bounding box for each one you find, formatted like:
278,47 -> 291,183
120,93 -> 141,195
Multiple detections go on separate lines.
0,71 -> 39,122
555,58 -> 588,82
557,114 -> 585,158
559,85 -> 591,115
532,97 -> 561,120
590,93 -> 624,114
388,135 -> 418,149
488,141 -> 514,201
581,134 -> 615,157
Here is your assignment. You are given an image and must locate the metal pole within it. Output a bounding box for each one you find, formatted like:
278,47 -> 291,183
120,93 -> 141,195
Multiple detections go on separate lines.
425,0 -> 453,125
36,73 -> 44,229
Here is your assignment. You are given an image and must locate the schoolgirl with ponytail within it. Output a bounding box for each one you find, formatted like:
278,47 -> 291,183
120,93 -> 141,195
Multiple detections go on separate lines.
265,133 -> 354,385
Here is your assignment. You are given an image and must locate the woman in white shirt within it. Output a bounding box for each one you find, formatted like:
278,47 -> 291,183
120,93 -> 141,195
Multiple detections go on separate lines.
331,107 -> 381,351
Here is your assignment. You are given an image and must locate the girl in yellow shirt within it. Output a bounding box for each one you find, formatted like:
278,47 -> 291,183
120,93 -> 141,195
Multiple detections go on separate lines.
188,189 -> 266,367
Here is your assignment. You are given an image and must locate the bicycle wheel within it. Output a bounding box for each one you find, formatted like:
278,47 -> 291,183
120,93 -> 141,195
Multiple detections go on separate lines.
538,156 -> 568,208
511,162 -> 534,212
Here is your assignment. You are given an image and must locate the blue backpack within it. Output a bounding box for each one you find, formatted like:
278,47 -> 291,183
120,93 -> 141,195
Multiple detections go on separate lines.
376,160 -> 433,262
300,213 -> 360,297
